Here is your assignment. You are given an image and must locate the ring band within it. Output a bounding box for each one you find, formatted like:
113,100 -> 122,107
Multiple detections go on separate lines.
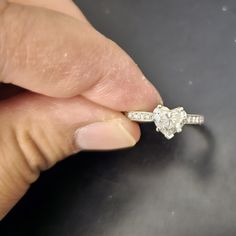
126,105 -> 204,139
126,112 -> 204,125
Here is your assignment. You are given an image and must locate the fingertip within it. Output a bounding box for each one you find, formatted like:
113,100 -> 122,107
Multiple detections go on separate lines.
138,75 -> 163,110
81,37 -> 163,112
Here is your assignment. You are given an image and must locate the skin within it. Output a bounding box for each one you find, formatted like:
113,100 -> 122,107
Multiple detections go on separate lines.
0,0 -> 162,219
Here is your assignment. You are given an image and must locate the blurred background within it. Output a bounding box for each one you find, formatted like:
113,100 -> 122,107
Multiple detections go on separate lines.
1,0 -> 236,235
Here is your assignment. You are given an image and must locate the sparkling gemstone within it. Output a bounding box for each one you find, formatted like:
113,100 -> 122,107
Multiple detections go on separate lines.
153,105 -> 187,139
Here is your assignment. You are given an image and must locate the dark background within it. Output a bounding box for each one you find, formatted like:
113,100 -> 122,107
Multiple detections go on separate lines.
1,0 -> 236,235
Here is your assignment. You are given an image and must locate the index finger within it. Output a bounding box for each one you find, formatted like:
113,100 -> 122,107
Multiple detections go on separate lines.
0,3 -> 162,111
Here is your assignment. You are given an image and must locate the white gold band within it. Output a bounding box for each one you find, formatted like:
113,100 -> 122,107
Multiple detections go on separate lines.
186,114 -> 204,125
126,111 -> 154,122
126,105 -> 204,139
127,112 -> 204,125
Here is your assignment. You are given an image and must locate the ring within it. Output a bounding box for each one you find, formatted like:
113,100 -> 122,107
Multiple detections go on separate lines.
126,105 -> 204,139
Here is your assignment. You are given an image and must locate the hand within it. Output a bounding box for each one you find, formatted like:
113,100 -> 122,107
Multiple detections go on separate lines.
0,0 -> 162,219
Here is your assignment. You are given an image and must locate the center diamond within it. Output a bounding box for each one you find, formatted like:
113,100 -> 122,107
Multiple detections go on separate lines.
153,105 -> 187,139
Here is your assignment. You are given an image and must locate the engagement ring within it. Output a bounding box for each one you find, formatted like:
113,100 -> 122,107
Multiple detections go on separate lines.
126,105 -> 204,139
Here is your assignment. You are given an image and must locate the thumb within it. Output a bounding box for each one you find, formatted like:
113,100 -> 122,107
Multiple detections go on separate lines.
0,93 -> 140,219
0,2 -> 161,111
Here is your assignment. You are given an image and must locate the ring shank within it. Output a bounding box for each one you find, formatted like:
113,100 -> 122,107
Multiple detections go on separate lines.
126,111 -> 204,125
186,114 -> 204,125
126,111 -> 154,122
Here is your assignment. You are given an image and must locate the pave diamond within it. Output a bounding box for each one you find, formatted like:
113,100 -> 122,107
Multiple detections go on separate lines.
127,112 -> 154,122
153,105 -> 187,139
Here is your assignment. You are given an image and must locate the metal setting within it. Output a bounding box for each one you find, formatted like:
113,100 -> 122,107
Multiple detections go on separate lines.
126,105 -> 204,139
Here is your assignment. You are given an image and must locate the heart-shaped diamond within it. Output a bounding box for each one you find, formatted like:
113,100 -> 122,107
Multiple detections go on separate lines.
153,105 -> 187,139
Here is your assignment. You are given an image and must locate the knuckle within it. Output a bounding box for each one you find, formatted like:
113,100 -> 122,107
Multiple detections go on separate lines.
15,124 -> 50,175
14,115 -> 64,176
0,113 -> 56,188
0,122 -> 40,186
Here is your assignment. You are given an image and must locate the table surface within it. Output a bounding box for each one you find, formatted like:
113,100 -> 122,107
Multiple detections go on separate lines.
1,0 -> 236,235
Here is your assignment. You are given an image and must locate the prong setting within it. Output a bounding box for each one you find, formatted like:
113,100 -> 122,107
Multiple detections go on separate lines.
153,105 -> 187,139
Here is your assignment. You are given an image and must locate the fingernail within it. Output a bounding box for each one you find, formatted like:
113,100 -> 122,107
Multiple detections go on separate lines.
75,119 -> 137,151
